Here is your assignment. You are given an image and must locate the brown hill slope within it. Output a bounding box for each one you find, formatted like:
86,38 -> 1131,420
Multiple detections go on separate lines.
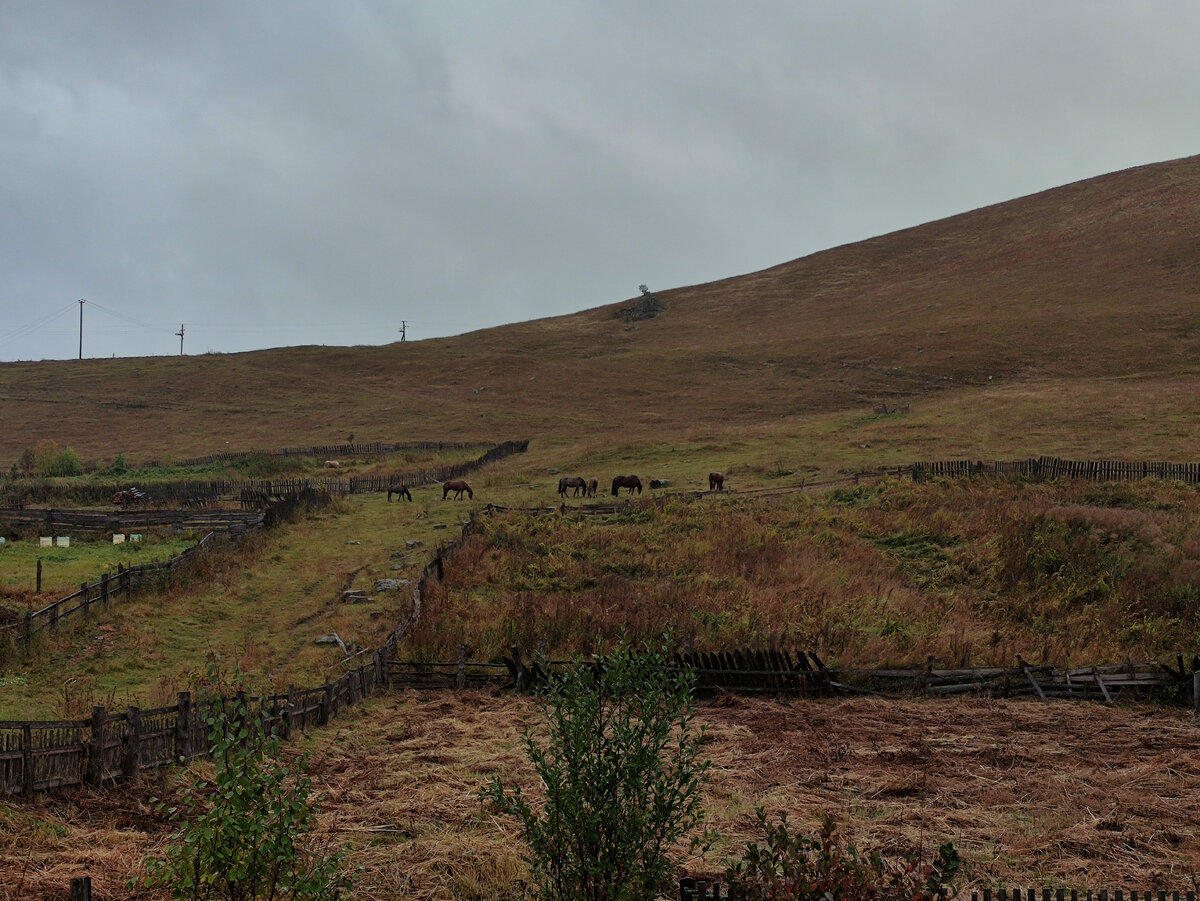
1,154 -> 1198,462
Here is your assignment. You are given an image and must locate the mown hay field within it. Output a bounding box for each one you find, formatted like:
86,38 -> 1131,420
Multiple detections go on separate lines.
2,691 -> 1198,900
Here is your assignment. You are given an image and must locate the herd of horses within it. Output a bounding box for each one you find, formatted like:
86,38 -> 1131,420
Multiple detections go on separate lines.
386,472 -> 726,503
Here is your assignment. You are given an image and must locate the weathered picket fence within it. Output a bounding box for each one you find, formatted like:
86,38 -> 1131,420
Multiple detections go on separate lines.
913,455 -> 1200,484
0,657 -> 390,795
679,880 -> 1198,901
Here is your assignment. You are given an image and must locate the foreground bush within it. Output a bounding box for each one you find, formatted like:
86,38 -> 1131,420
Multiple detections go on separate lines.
725,809 -> 959,901
140,671 -> 352,900
485,637 -> 713,901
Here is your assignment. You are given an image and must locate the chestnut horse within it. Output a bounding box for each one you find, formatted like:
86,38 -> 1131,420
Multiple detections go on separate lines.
443,479 -> 473,500
558,476 -> 587,497
708,472 -> 725,491
387,480 -> 412,502
611,475 -> 643,496
587,478 -> 599,497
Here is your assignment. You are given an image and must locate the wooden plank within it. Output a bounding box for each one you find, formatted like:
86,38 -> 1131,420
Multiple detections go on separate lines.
1022,665 -> 1047,701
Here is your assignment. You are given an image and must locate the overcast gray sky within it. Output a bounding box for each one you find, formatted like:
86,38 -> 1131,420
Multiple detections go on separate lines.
2,2 -> 1198,361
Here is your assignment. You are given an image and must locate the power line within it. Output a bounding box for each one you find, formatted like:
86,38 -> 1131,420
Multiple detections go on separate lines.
0,303 -> 77,348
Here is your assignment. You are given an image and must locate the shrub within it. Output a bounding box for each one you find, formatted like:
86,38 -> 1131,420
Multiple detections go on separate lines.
31,440 -> 84,477
140,670 -> 352,900
484,637 -> 713,901
725,809 -> 959,901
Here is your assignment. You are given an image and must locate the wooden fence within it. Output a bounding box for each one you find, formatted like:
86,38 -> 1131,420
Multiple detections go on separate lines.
0,656 -> 390,795
0,507 -> 265,534
1,532 -> 219,652
174,439 -> 479,468
680,880 -> 1198,900
384,646 -> 1200,709
0,496 -> 480,797
913,455 -> 1200,484
0,439 -> 529,511
1,489 -> 334,655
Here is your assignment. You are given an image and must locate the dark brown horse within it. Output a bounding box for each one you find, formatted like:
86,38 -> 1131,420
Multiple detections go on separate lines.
558,476 -> 587,497
443,479 -> 473,500
611,475 -> 642,496
708,472 -> 725,491
587,478 -> 599,497
387,480 -> 412,502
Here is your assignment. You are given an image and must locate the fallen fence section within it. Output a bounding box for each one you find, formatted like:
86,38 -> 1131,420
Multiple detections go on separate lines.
386,648 -> 1200,708
679,880 -> 1198,901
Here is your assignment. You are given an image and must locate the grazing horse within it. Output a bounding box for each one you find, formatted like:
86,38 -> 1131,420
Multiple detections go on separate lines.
611,475 -> 643,496
709,472 -> 725,491
443,479 -> 473,500
387,480 -> 412,502
558,476 -> 587,497
587,478 -> 599,497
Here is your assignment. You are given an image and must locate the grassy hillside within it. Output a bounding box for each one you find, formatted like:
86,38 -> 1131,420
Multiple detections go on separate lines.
1,155 -> 1199,464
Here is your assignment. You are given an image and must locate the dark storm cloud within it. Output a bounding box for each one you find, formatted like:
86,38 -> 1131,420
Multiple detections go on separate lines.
2,1 -> 1198,360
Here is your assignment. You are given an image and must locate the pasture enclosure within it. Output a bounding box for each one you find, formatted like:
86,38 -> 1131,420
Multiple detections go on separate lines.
1,533 -> 218,656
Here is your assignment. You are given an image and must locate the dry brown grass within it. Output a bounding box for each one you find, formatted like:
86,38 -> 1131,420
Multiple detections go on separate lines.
2,156 -> 1200,468
3,691 -> 1198,900
408,478 -> 1200,667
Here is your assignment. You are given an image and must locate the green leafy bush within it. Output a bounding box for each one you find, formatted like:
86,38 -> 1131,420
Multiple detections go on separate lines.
485,637 -> 713,901
725,809 -> 959,901
32,440 -> 83,477
140,672 -> 352,900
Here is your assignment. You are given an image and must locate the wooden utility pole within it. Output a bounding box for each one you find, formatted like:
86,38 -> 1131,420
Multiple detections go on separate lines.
78,298 -> 85,359
399,320 -> 407,342
175,324 -> 185,355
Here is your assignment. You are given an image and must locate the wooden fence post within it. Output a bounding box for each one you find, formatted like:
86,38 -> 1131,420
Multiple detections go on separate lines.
101,574 -> 110,611
321,682 -> 334,725
70,876 -> 92,901
1194,670 -> 1199,717
176,692 -> 192,759
87,707 -> 107,786
22,611 -> 31,652
49,599 -> 58,631
81,581 -> 90,618
123,707 -> 142,780
285,685 -> 297,740
457,643 -> 467,690
36,558 -> 41,593
22,723 -> 34,796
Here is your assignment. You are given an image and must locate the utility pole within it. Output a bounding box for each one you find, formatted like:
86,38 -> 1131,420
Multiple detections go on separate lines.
399,320 -> 407,342
175,324 -> 185,356
78,298 -> 85,359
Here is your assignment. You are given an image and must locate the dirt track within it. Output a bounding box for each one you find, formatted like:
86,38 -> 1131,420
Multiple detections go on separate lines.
2,693 -> 1198,900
